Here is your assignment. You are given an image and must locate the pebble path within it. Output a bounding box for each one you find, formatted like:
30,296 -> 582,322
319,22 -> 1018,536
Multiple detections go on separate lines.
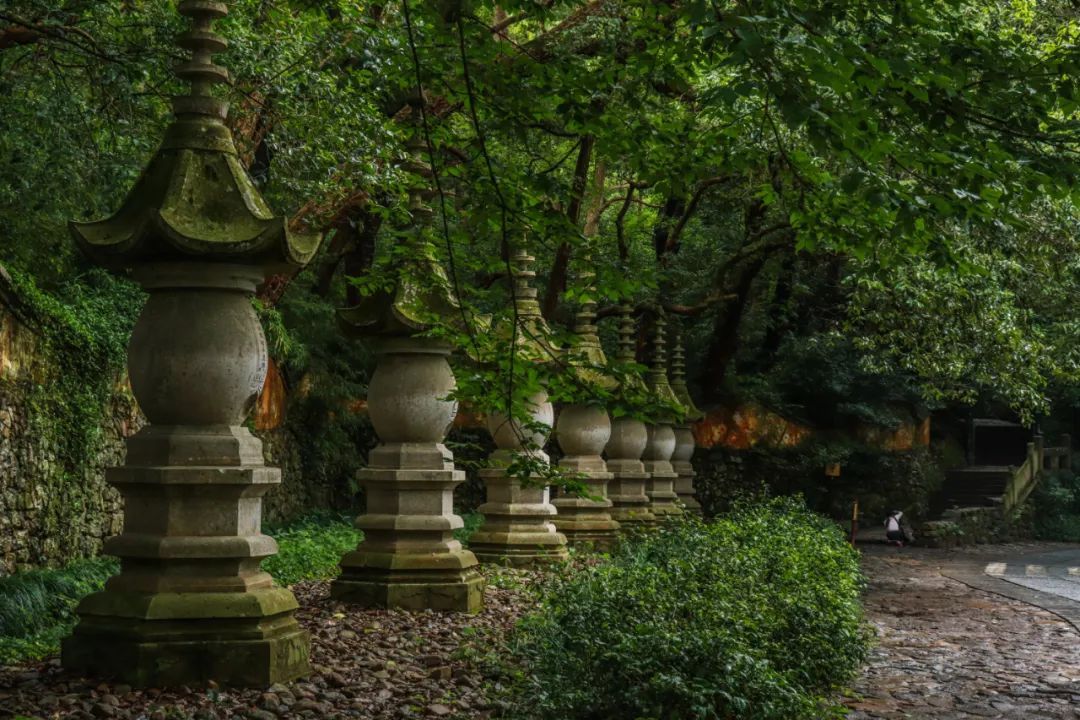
844,546 -> 1080,720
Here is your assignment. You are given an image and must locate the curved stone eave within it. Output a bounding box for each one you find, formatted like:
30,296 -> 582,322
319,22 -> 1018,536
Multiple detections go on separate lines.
69,212 -> 149,268
673,383 -> 704,422
69,153 -> 321,271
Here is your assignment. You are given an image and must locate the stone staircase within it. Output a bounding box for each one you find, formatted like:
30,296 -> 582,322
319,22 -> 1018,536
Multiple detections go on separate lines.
922,435 -> 1071,547
932,466 -> 1012,513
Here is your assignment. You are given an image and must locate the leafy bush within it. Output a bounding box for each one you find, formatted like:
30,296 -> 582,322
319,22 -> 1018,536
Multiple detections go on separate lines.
1030,470 -> 1080,542
507,497 -> 868,720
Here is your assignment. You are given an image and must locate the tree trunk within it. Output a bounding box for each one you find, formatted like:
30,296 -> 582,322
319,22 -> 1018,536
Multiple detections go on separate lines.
700,257 -> 767,402
543,135 -> 594,319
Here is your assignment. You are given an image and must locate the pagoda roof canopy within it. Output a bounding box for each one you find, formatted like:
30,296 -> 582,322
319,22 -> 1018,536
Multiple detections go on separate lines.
69,0 -> 319,274
72,149 -> 319,272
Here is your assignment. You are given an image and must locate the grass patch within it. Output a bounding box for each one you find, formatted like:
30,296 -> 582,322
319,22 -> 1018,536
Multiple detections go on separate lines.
456,511 -> 483,546
0,557 -> 118,664
261,512 -> 362,586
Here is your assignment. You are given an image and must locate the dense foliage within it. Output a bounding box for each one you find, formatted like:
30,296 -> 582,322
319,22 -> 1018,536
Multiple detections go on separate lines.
507,498 -> 868,719
5,0 -> 1080,444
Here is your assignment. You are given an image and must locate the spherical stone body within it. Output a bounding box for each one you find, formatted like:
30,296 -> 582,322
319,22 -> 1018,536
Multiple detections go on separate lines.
487,391 -> 553,451
672,425 -> 695,462
607,416 -> 648,460
368,349 -> 458,443
128,287 -> 267,426
556,405 -> 612,456
644,424 -> 677,462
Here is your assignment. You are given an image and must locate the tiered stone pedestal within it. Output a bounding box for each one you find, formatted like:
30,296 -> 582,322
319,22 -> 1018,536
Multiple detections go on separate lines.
643,423 -> 684,522
552,405 -> 620,549
470,393 -> 568,565
672,424 -> 703,516
331,338 -> 483,612
61,264 -> 309,687
605,416 -> 657,531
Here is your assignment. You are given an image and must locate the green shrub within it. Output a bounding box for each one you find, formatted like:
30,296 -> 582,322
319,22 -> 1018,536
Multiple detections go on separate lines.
507,497 -> 869,720
456,511 -> 484,546
1030,470 -> 1080,541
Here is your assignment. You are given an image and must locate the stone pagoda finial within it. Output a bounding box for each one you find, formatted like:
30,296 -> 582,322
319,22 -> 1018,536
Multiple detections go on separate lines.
172,1 -> 231,131
332,127 -> 483,612
552,256 -> 620,549
566,258 -> 611,378
604,304 -> 657,531
642,308 -> 684,522
616,303 -> 637,362
470,236 -> 568,566
669,321 -> 704,516
500,241 -> 559,362
62,2 -> 318,688
669,323 -> 703,421
649,312 -> 671,387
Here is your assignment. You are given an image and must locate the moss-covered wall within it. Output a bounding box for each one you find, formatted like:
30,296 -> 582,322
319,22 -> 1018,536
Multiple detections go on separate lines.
0,296 -> 137,572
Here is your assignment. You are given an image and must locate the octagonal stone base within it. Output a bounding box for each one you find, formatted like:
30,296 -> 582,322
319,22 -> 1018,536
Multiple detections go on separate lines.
644,464 -> 684,522
331,570 -> 483,612
332,445 -> 484,613
61,588 -> 309,687
552,482 -> 621,550
471,467 -> 568,566
332,545 -> 484,613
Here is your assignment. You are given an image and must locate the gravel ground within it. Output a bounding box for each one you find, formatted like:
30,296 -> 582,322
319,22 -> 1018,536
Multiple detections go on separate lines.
0,567 -> 546,720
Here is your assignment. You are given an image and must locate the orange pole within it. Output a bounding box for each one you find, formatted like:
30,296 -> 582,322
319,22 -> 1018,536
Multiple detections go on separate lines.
849,498 -> 859,547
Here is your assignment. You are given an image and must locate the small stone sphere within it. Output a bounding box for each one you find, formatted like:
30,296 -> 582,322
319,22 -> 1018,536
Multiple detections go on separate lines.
556,404 -> 612,457
606,416 -> 648,460
672,425 -> 695,462
644,424 -> 677,462
128,287 -> 267,425
368,350 -> 458,443
487,391 -> 553,451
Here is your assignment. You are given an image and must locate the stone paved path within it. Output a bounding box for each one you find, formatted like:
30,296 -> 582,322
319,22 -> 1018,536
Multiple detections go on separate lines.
844,544 -> 1080,719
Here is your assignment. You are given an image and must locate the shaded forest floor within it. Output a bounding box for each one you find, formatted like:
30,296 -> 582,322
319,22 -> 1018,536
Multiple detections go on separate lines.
844,543 -> 1080,719
12,541 -> 1080,719
0,566 -> 541,720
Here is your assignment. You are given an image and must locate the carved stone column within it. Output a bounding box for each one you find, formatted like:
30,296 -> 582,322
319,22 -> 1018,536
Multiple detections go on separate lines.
552,264 -> 620,549
470,248 -> 568,565
471,391 -> 568,564
604,306 -> 656,530
62,2 -> 319,687
553,404 -> 620,548
670,324 -> 704,516
331,129 -> 482,613
643,312 -> 684,522
331,337 -> 483,611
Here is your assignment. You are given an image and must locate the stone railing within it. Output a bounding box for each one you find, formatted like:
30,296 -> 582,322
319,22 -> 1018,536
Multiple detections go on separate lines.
1003,434 -> 1071,515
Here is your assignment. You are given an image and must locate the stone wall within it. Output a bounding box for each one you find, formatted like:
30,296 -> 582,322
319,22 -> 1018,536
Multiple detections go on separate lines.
0,274 -> 344,574
0,293 -> 138,572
